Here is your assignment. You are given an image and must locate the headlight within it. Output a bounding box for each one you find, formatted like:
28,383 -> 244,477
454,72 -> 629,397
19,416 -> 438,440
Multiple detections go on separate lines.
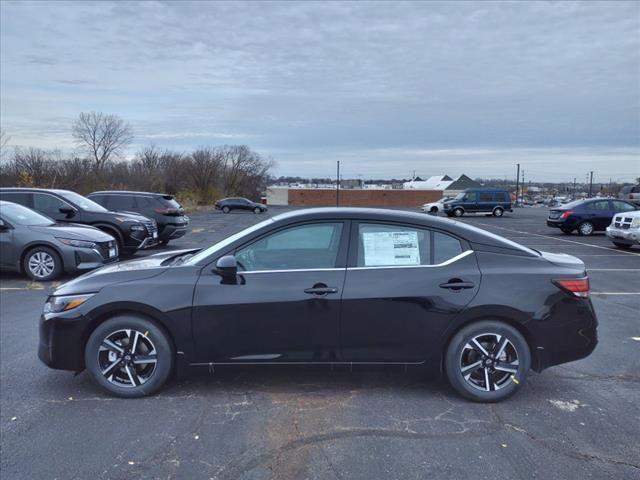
56,237 -> 96,249
44,293 -> 95,314
631,218 -> 640,228
130,224 -> 145,232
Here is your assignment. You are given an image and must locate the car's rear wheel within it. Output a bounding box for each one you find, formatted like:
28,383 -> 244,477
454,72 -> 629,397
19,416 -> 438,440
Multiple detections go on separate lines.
613,242 -> 632,249
222,206 -> 230,214
23,246 -> 62,281
253,207 -> 262,214
445,320 -> 530,402
578,221 -> 594,236
452,208 -> 464,217
493,207 -> 504,217
85,315 -> 173,398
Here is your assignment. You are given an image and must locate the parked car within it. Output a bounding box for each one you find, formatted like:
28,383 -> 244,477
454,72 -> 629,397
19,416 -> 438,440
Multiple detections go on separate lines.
39,207 -> 597,402
546,198 -> 637,236
618,184 -> 640,206
0,201 -> 118,281
443,188 -> 512,217
215,197 -> 267,214
88,191 -> 189,245
421,196 -> 453,214
0,188 -> 158,254
606,210 -> 640,249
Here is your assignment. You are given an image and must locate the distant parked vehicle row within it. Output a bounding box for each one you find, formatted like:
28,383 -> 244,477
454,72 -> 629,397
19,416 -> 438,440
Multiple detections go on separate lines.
88,191 -> 189,245
215,197 -> 267,214
443,188 -> 513,217
0,201 -> 118,281
547,198 -> 637,236
618,184 -> 640,206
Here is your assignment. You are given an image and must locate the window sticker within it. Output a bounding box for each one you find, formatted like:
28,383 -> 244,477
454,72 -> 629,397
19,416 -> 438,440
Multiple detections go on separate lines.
362,231 -> 420,266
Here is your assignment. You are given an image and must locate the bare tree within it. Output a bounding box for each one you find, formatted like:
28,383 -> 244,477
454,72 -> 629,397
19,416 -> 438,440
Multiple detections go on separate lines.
0,129 -> 10,161
71,112 -> 133,171
187,147 -> 224,203
12,147 -> 55,186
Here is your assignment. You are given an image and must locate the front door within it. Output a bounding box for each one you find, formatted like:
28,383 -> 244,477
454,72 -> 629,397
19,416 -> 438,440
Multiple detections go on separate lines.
340,222 -> 481,362
32,192 -> 76,223
191,221 -> 348,362
464,191 -> 479,212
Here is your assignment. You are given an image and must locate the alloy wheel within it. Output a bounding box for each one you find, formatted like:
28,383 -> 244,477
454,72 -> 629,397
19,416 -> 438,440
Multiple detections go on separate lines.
579,222 -> 593,235
28,251 -> 55,278
98,329 -> 158,388
459,333 -> 519,392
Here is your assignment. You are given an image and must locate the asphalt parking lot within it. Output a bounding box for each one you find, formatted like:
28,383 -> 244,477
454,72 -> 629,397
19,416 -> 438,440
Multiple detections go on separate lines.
1,206 -> 639,479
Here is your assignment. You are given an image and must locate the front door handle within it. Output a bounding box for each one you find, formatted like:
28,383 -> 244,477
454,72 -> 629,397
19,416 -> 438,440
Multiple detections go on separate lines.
439,279 -> 475,290
304,283 -> 338,296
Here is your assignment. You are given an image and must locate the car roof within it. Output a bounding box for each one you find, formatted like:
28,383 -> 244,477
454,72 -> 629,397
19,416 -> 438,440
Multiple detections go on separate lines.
0,187 -> 74,195
90,191 -> 168,197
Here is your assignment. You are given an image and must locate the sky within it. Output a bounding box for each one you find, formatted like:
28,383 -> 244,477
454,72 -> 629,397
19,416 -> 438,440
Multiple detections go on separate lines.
1,0 -> 639,182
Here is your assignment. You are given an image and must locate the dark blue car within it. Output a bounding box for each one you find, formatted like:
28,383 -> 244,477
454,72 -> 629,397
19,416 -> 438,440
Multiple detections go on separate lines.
547,198 -> 637,236
444,188 -> 513,217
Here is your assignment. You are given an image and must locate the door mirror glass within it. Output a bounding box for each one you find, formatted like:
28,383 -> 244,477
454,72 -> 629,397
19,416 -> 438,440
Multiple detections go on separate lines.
215,255 -> 238,280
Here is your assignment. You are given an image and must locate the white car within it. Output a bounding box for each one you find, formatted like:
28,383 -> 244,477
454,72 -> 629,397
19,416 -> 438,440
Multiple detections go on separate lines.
421,196 -> 453,214
606,210 -> 640,249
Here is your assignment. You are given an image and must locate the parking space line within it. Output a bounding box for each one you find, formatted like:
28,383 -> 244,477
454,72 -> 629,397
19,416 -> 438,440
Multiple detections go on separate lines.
473,222 -> 640,256
0,287 -> 26,291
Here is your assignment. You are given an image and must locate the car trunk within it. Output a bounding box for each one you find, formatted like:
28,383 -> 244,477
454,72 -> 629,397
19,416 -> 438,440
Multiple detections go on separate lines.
548,208 -> 567,220
539,251 -> 586,274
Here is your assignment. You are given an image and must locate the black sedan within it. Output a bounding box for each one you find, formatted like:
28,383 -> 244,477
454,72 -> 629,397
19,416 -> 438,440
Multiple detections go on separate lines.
215,197 -> 267,214
547,198 -> 637,235
0,201 -> 118,281
38,208 -> 597,402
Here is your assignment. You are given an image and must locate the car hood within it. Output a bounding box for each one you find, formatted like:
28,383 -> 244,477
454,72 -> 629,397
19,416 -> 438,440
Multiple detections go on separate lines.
52,249 -> 198,296
28,223 -> 114,242
106,211 -> 151,223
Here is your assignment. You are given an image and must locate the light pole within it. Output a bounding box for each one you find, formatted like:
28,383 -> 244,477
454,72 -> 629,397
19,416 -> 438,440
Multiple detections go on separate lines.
515,164 -> 520,206
336,161 -> 340,207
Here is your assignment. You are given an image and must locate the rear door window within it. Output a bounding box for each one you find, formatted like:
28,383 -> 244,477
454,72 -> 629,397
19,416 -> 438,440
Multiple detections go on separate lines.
108,195 -> 135,211
357,223 -> 431,267
433,232 -> 464,264
479,192 -> 493,202
586,201 -> 610,211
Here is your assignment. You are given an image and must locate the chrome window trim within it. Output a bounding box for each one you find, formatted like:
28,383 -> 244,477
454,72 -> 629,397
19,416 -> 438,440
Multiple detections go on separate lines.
238,250 -> 474,274
348,249 -> 474,271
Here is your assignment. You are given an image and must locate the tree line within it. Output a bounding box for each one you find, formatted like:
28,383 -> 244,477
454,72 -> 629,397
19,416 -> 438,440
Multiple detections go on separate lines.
0,113 -> 273,205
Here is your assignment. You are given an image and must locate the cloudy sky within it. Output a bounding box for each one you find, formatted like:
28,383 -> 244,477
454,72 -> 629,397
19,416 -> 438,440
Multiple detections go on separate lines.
1,0 -> 639,181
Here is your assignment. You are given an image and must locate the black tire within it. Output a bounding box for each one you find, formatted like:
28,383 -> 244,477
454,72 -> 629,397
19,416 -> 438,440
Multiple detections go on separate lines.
22,246 -> 63,281
222,206 -> 230,214
445,320 -> 530,402
253,207 -> 262,214
560,228 -> 573,235
613,242 -> 632,249
452,208 -> 464,217
85,314 -> 174,398
578,221 -> 594,236
493,207 -> 504,217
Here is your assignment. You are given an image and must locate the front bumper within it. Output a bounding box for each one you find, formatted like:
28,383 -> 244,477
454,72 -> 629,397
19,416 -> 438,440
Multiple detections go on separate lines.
606,226 -> 640,245
62,244 -> 119,273
38,310 -> 88,371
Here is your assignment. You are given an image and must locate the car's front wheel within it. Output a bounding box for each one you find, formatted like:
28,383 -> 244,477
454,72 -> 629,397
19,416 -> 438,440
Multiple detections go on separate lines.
445,320 -> 530,402
222,206 -> 230,214
85,315 -> 173,398
23,246 -> 62,281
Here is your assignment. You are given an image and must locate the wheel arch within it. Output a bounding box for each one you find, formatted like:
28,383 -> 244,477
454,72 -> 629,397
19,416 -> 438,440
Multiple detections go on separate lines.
91,222 -> 124,245
82,303 -> 181,373
437,311 -> 540,376
19,241 -> 66,273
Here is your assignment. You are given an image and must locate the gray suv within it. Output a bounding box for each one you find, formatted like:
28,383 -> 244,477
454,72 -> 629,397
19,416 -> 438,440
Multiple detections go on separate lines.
0,201 -> 119,281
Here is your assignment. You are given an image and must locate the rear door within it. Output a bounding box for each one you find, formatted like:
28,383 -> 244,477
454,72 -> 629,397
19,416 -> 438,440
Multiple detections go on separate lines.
340,221 -> 481,362
585,200 -> 613,230
478,191 -> 494,212
192,221 -> 349,362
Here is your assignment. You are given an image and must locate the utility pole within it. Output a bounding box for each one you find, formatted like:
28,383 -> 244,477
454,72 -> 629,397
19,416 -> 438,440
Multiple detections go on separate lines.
588,171 -> 593,198
515,164 -> 520,206
336,161 -> 340,207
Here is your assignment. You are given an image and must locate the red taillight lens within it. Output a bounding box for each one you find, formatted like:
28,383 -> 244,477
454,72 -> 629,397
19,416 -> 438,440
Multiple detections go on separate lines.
155,207 -> 178,215
553,277 -> 590,298
560,210 -> 573,219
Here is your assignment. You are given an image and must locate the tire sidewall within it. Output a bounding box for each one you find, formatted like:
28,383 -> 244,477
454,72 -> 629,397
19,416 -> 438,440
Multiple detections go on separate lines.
493,207 -> 504,217
453,208 -> 464,217
222,206 -> 230,213
85,315 -> 173,398
254,207 -> 261,214
23,246 -> 62,281
445,320 -> 531,402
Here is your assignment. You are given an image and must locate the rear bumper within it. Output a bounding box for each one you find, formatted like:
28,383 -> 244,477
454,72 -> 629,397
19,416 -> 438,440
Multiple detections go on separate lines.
159,223 -> 189,241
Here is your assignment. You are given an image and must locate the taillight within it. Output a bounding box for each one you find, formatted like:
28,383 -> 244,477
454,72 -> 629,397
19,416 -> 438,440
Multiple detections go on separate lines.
553,277 -> 590,298
155,207 -> 179,215
560,210 -> 573,219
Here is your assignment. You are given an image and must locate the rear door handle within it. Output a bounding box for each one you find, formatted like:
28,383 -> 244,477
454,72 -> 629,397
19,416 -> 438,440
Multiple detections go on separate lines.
439,280 -> 475,290
304,284 -> 338,295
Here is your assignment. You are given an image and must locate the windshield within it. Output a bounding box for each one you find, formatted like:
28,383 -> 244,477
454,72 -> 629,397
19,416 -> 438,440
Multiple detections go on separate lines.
1,203 -> 55,226
184,217 -> 274,265
59,191 -> 108,212
454,192 -> 466,200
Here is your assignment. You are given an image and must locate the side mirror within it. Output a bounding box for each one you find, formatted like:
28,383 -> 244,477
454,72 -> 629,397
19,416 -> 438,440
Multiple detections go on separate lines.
215,255 -> 238,282
0,219 -> 7,230
59,206 -> 77,218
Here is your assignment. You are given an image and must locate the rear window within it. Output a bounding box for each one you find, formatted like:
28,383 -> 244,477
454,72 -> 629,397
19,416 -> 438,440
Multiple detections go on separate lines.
156,196 -> 181,209
107,195 -> 135,211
